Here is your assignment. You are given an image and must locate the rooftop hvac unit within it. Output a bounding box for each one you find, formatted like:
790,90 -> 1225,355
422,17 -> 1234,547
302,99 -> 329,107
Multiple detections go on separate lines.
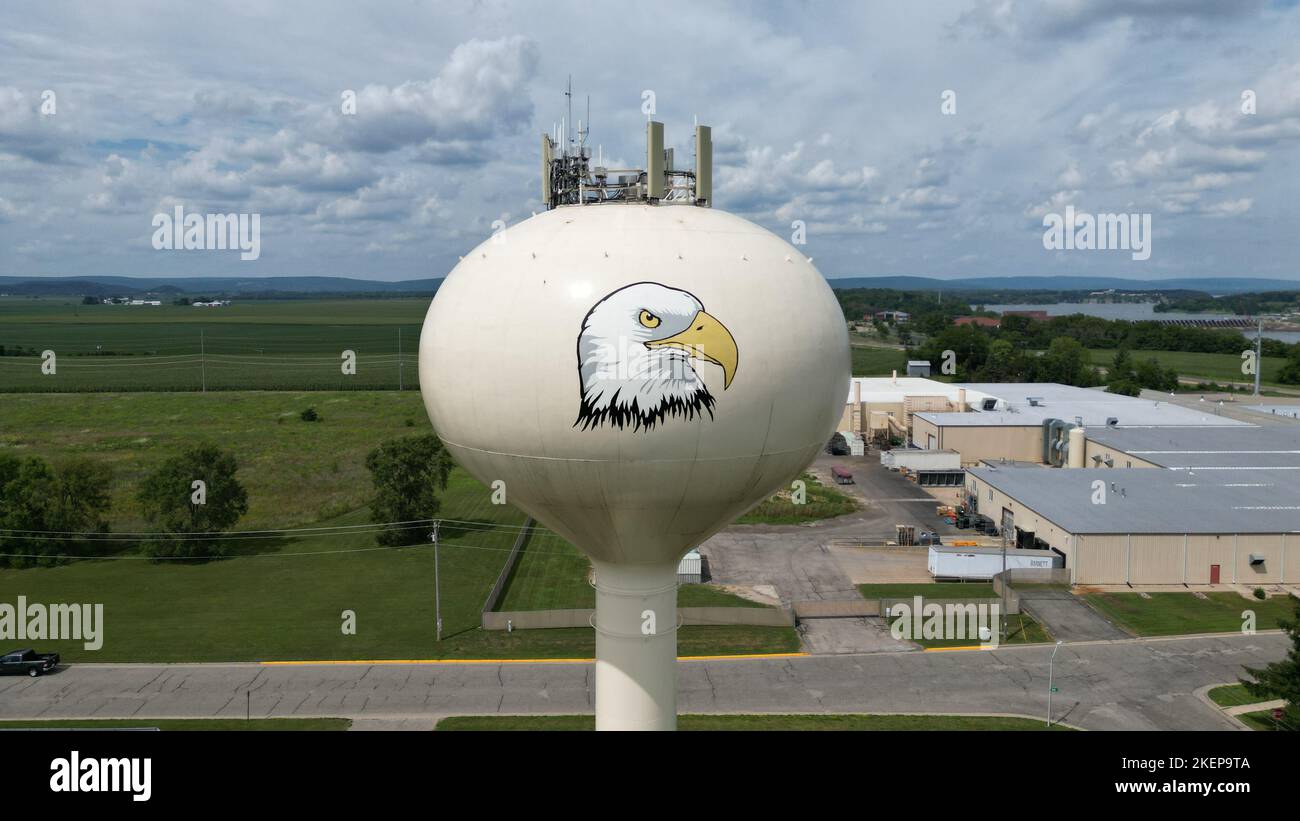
1027,397 -> 1044,407
1249,554 -> 1266,566
1106,417 -> 1119,427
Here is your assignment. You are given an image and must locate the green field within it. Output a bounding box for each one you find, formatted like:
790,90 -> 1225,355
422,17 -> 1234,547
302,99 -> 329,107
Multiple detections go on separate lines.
495,528 -> 766,611
0,297 -> 424,391
857,583 -> 996,599
1082,592 -> 1297,636
435,713 -> 1072,731
0,389 -> 799,662
1085,348 -> 1289,386
851,345 -> 907,376
0,718 -> 350,731
736,472 -> 858,525
0,390 -> 435,529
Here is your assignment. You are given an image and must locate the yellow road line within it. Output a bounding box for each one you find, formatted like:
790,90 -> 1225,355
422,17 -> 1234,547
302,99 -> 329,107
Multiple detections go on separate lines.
923,645 -> 994,652
261,652 -> 809,667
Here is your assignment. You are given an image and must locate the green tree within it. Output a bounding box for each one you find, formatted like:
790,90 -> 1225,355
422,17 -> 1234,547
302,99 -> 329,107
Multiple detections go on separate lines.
137,444 -> 248,559
1241,596 -> 1300,731
0,455 -> 112,567
1034,337 -> 1093,386
365,434 -> 455,546
1278,347 -> 1300,386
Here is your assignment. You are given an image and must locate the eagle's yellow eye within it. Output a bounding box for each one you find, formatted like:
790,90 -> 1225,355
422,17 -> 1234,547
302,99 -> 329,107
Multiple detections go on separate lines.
638,309 -> 661,329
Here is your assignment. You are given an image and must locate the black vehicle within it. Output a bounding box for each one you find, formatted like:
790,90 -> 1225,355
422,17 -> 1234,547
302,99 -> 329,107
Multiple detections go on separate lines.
0,649 -> 59,677
826,432 -> 850,456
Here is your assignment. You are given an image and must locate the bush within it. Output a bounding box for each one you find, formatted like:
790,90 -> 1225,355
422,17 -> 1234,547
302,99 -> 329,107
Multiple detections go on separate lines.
365,435 -> 454,546
1255,588 -> 1267,600
137,444 -> 248,559
0,455 -> 113,567
300,407 -> 320,422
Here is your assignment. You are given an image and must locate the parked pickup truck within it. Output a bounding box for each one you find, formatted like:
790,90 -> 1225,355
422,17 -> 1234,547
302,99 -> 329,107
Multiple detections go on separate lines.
0,649 -> 60,677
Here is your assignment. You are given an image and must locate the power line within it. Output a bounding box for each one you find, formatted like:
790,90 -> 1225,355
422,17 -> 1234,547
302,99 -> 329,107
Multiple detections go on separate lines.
0,515 -> 533,539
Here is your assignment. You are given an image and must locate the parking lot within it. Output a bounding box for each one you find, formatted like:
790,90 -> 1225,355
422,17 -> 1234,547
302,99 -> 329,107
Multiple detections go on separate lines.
699,449 -> 984,653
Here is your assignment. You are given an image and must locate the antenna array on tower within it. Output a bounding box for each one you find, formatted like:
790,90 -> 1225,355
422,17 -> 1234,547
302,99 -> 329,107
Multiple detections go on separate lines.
541,83 -> 712,210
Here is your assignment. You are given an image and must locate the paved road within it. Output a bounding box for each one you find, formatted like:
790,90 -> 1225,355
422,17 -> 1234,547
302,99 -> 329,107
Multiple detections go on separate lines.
1019,588 -> 1131,642
1,633 -> 1283,730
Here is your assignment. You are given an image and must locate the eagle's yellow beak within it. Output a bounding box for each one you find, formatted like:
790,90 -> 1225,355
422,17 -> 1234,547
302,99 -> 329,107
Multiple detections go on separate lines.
646,310 -> 738,388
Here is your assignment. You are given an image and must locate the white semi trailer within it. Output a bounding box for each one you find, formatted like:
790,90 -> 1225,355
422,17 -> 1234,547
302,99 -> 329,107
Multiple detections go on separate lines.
927,546 -> 1063,580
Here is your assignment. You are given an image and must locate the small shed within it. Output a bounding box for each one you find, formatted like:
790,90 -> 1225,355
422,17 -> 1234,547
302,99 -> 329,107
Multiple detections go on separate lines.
677,548 -> 703,584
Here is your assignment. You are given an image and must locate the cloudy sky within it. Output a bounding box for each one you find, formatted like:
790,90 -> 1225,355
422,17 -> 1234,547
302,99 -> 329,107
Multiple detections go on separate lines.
2,0 -> 1299,282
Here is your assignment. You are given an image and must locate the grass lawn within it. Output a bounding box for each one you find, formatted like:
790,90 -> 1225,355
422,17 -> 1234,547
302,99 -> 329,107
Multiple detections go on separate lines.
1084,348 -> 1288,386
1082,592 -> 1297,636
737,472 -> 857,525
0,505 -> 798,663
851,345 -> 907,377
496,529 -> 766,611
1237,710 -> 1294,731
0,718 -> 350,731
435,713 -> 1072,731
888,612 -> 1051,648
858,583 -> 996,599
1207,683 -> 1259,708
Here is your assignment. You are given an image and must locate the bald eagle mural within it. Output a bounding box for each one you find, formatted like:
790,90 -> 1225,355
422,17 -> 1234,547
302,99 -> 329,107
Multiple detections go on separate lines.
575,282 -> 739,431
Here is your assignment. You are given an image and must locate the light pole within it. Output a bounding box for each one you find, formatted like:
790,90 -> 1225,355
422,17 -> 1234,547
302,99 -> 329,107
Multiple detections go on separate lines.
1047,640 -> 1063,727
431,520 -> 442,641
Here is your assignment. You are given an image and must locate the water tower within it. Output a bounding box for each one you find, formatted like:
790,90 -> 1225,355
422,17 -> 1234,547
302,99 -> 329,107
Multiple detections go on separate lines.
420,107 -> 849,730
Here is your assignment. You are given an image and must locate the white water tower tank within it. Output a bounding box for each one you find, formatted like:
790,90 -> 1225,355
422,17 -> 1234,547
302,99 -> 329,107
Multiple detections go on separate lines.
420,202 -> 848,729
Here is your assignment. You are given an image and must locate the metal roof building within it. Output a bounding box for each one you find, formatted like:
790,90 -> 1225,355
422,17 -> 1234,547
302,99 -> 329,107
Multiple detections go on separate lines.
965,465 -> 1300,586
1084,425 -> 1300,471
912,383 -> 1247,465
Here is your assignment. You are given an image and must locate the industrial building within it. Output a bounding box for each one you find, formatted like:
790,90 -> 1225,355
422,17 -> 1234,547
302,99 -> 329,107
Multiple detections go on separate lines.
911,383 -> 1247,466
1083,424 -> 1300,471
835,376 -> 1299,587
965,465 -> 1300,585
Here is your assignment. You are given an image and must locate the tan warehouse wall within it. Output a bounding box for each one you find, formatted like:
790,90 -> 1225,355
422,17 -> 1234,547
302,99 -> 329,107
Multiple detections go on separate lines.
968,474 -> 1300,585
1075,533 -> 1297,585
838,401 -> 905,434
966,474 -> 1073,555
924,422 -> 1044,465
1082,438 -> 1161,469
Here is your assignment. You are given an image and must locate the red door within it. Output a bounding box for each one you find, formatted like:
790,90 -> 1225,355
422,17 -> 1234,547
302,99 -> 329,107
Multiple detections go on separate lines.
1210,564 -> 1221,584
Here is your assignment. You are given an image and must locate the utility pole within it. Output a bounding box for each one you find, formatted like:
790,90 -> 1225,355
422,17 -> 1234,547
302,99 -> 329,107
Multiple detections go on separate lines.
432,520 -> 442,641
1000,531 -> 1008,640
1047,640 -> 1063,727
1255,317 -> 1262,398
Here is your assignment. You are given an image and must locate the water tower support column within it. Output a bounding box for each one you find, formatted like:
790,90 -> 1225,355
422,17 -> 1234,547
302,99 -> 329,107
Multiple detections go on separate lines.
591,560 -> 680,730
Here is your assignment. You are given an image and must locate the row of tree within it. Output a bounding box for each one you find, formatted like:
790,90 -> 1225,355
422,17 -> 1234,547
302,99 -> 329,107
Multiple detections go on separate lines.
0,435 -> 456,566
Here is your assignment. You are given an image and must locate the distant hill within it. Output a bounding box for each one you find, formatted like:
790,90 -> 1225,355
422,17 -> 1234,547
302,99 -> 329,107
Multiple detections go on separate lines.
0,275 -> 442,296
2,273 -> 1297,298
823,275 -> 1300,294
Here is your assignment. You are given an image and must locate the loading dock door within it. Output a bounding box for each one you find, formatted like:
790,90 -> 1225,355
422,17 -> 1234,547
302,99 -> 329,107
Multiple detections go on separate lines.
1210,564 -> 1221,584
